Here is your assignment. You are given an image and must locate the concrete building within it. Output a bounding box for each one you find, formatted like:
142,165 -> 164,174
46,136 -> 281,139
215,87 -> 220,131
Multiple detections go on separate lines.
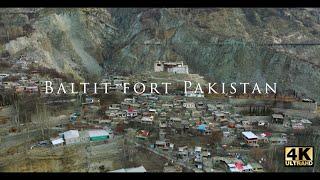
125,108 -> 138,118
63,130 -> 80,145
183,102 -> 196,109
272,114 -> 284,124
88,130 -> 109,142
141,116 -> 154,125
110,165 -> 147,172
242,131 -> 259,147
50,137 -> 64,146
269,136 -> 287,145
184,90 -> 205,98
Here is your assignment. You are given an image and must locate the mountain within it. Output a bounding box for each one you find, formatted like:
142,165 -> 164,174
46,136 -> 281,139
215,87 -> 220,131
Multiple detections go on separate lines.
1,8 -> 320,100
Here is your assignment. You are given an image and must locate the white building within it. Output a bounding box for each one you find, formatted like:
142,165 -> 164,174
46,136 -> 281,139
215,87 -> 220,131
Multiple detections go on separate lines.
141,116 -> 154,125
50,137 -> 64,146
183,102 -> 196,109
63,130 -> 80,145
242,131 -> 259,147
126,109 -> 138,118
110,165 -> 147,173
154,61 -> 189,74
184,90 -> 204,98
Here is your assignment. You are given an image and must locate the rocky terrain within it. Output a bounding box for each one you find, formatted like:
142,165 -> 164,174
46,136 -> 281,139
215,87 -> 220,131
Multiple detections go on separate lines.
1,8 -> 320,100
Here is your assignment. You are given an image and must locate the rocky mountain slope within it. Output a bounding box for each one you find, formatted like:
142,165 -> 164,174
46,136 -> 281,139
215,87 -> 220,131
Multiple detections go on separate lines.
1,8 -> 320,100
1,8 -> 115,81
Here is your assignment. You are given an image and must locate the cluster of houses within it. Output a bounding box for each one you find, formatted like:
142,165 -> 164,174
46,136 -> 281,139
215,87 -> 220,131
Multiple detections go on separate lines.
1,58 -> 318,172
50,128 -> 112,147
101,90 -> 316,171
212,156 -> 264,172
0,72 -> 40,94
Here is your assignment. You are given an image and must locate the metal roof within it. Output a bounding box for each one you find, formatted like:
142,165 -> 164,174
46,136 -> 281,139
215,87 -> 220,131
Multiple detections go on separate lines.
88,130 -> 109,137
242,131 -> 258,139
63,130 -> 79,139
110,166 -> 147,173
272,114 -> 284,119
51,138 -> 64,145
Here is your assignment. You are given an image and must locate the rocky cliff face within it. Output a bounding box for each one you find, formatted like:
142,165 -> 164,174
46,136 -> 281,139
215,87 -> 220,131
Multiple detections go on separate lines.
1,8 -> 115,81
107,8 -> 320,100
1,8 -> 320,100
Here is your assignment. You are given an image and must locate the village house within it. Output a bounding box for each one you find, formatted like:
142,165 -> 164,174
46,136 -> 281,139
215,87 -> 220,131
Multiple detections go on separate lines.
250,162 -> 264,172
123,97 -> 136,104
242,131 -> 259,147
242,120 -> 254,131
300,119 -> 312,128
291,119 -> 312,131
2,81 -> 19,89
141,116 -> 154,125
136,130 -> 150,140
184,90 -> 204,98
235,124 -> 245,132
194,146 -> 203,169
216,104 -> 226,110
213,111 -> 226,121
125,107 -> 138,118
155,140 -> 170,150
25,85 -> 39,94
272,114 -> 284,124
201,148 -> 211,158
148,108 -> 157,115
147,95 -> 159,101
207,104 -> 217,111
214,157 -> 251,172
88,129 -> 109,142
257,120 -> 269,128
109,104 -> 121,110
292,122 -> 305,131
168,117 -> 182,124
257,134 -> 269,144
196,101 -> 206,110
159,122 -> 167,129
63,130 -> 80,145
269,136 -> 287,145
159,111 -> 167,117
50,137 -> 64,147
162,103 -> 174,110
177,146 -> 189,159
183,102 -> 196,109
173,102 -> 183,109
105,109 -> 118,118
227,162 -> 254,172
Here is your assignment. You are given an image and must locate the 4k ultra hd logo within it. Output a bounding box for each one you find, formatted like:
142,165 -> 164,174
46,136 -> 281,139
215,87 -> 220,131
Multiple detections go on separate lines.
285,147 -> 314,167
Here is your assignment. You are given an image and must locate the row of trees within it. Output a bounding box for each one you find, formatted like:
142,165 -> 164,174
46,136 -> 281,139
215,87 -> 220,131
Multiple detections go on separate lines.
240,105 -> 274,116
